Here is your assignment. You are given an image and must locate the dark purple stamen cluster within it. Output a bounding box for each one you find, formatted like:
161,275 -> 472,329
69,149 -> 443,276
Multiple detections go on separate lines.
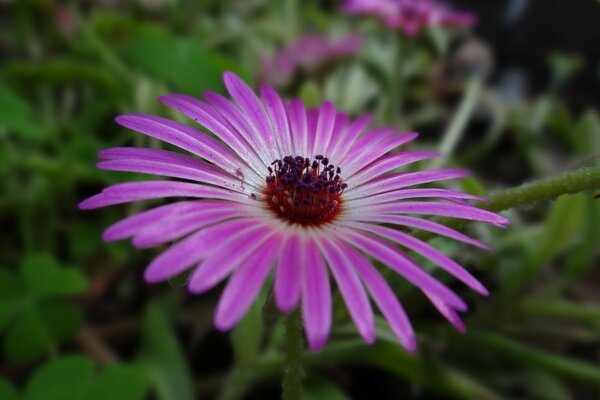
264,155 -> 347,225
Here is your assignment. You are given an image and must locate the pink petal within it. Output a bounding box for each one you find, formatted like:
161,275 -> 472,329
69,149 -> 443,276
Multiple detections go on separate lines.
274,234 -> 303,313
158,94 -> 265,177
345,169 -> 470,199
354,201 -> 510,227
302,240 -> 332,351
335,229 -> 467,311
345,214 -> 489,250
79,181 -> 245,209
346,151 -> 440,185
340,241 -> 416,351
102,201 -> 204,241
347,222 -> 488,295
214,239 -> 280,330
187,224 -> 276,294
319,240 -> 375,343
115,114 -> 249,179
347,188 -> 485,207
132,207 -> 247,248
143,219 -> 258,283
311,101 -> 337,156
327,114 -> 372,162
425,292 -> 466,333
260,85 -> 294,156
97,147 -> 250,192
287,99 -> 309,157
223,72 -> 278,162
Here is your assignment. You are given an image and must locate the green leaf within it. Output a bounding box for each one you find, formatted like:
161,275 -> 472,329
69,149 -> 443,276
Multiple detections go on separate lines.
304,379 -> 350,400
231,297 -> 264,365
25,355 -> 94,400
137,305 -> 194,400
21,253 -> 87,299
3,307 -> 52,362
571,110 -> 600,157
40,302 -> 84,342
0,378 -> 21,400
0,83 -> 48,140
531,194 -> 585,270
124,31 -> 247,94
82,365 -> 150,400
0,268 -> 26,331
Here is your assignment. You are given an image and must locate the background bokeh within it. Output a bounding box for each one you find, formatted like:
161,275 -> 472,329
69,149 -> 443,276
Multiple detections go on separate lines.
1,1 -> 599,399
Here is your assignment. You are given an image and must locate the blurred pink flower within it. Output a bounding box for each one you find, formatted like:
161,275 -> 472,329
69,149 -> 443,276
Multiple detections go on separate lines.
81,72 -> 508,351
259,34 -> 362,87
343,0 -> 476,36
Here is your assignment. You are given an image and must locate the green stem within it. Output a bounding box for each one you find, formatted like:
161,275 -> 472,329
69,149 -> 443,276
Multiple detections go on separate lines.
432,76 -> 482,169
467,331 -> 600,383
481,165 -> 600,213
389,32 -> 404,126
415,165 -> 600,241
282,310 -> 303,400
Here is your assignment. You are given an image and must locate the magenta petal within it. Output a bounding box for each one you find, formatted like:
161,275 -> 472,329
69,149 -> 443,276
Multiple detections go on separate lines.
202,91 -> 271,166
79,181 -> 244,210
115,114 -> 246,177
312,101 -> 336,156
214,239 -> 279,331
349,222 -> 488,295
359,201 -> 510,227
223,72 -> 278,162
302,240 -> 332,351
347,151 -> 440,185
132,208 -> 246,248
341,242 -> 416,351
157,94 -> 265,176
337,229 -> 467,311
102,201 -> 202,241
260,85 -> 293,156
187,224 -> 275,294
425,292 -> 466,333
327,114 -> 372,162
342,132 -> 419,175
274,235 -> 303,313
348,188 -> 485,207
143,219 -> 257,283
347,214 -> 489,250
346,169 -> 469,199
97,148 -> 249,192
287,99 -> 309,157
320,240 -> 375,343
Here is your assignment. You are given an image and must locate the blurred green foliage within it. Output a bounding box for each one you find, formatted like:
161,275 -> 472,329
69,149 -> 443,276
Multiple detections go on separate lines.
0,1 -> 599,399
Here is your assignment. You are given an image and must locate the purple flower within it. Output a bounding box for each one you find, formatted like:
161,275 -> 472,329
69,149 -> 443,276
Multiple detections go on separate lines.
80,72 -> 508,351
343,0 -> 476,36
258,34 -> 362,88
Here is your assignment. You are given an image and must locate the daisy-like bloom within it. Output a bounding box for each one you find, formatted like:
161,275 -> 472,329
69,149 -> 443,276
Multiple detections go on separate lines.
258,34 -> 362,88
343,0 -> 476,36
80,72 -> 508,351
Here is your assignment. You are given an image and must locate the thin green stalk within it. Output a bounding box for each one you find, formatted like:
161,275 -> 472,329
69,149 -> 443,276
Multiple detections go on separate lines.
389,32 -> 404,125
481,165 -> 600,213
415,165 -> 600,241
282,310 -> 303,400
432,76 -> 482,169
467,331 -> 600,383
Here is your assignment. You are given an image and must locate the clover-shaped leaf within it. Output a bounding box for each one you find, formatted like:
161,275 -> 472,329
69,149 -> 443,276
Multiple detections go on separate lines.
0,254 -> 87,362
21,355 -> 150,400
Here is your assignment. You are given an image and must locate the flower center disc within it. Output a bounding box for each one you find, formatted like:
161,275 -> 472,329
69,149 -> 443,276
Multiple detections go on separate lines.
264,155 -> 347,226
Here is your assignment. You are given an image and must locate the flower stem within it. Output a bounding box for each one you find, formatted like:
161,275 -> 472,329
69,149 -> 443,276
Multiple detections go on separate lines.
416,165 -> 600,241
388,32 -> 404,125
481,165 -> 600,213
282,309 -> 304,400
432,76 -> 482,169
